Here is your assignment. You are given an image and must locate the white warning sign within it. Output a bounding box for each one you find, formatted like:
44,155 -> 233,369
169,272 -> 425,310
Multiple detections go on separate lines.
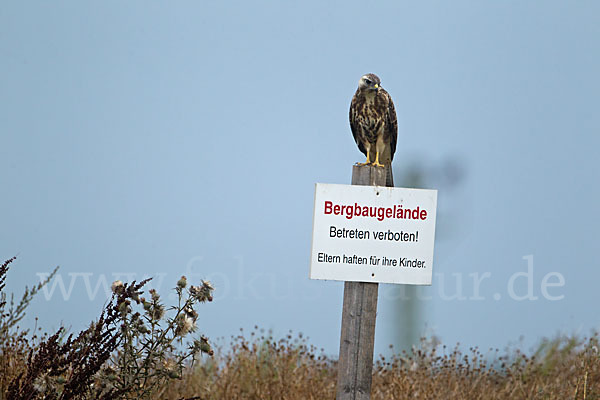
310,183 -> 437,285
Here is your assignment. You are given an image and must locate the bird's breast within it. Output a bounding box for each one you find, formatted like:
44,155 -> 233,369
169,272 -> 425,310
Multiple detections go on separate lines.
358,115 -> 384,142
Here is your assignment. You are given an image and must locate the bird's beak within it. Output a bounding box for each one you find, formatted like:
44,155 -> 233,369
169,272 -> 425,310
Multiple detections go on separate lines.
374,84 -> 379,93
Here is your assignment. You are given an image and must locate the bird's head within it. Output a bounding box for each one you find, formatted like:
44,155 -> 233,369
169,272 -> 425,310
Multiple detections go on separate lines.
358,73 -> 381,93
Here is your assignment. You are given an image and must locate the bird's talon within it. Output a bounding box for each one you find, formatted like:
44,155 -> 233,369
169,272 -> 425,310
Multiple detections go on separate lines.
372,162 -> 385,168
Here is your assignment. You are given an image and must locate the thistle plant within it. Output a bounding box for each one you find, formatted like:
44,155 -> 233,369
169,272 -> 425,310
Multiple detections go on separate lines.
1,257 -> 214,400
97,276 -> 214,399
5,278 -> 142,400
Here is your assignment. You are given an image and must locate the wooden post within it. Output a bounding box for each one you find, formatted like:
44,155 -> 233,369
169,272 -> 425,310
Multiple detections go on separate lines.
336,165 -> 386,400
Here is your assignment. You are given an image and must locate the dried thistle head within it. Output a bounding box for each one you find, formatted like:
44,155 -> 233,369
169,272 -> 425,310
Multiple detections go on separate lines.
111,280 -> 124,294
149,289 -> 160,302
184,305 -> 198,321
190,280 -> 214,303
192,335 -> 213,356
175,314 -> 196,337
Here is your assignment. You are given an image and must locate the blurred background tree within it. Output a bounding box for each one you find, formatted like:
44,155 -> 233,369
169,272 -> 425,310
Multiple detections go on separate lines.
390,155 -> 467,351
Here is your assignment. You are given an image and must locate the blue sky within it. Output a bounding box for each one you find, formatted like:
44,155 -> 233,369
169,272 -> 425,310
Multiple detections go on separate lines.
1,1 -> 599,356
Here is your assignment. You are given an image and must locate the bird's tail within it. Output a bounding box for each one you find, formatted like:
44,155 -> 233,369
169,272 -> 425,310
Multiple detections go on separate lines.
386,164 -> 394,187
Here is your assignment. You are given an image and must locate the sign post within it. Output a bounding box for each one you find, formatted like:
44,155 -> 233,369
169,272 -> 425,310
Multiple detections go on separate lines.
309,165 -> 437,400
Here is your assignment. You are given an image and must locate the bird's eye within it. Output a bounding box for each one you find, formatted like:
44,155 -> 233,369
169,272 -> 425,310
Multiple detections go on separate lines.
364,79 -> 372,85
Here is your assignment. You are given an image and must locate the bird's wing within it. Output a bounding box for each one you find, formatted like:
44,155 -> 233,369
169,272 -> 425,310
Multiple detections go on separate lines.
349,92 -> 367,156
382,88 -> 398,161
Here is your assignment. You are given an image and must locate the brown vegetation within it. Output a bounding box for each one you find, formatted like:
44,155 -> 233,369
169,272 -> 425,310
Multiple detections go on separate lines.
158,328 -> 599,400
2,256 -> 599,399
1,257 -> 213,400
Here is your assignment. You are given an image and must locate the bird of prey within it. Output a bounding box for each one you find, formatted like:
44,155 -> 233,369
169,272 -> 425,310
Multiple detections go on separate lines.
349,73 -> 397,187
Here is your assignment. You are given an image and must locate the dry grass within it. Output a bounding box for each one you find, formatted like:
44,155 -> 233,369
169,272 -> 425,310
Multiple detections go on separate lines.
157,328 -> 336,400
159,328 -> 599,400
2,256 -> 599,399
371,336 -> 599,399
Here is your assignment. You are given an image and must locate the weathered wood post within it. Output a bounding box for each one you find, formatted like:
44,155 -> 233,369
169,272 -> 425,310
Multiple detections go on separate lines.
336,164 -> 387,400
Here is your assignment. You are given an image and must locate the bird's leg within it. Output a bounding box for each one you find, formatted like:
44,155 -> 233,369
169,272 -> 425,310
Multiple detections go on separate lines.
356,151 -> 371,166
372,151 -> 385,168
356,147 -> 371,167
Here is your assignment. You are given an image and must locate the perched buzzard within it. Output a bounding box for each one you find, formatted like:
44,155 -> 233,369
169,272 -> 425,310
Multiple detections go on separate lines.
349,73 -> 397,187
